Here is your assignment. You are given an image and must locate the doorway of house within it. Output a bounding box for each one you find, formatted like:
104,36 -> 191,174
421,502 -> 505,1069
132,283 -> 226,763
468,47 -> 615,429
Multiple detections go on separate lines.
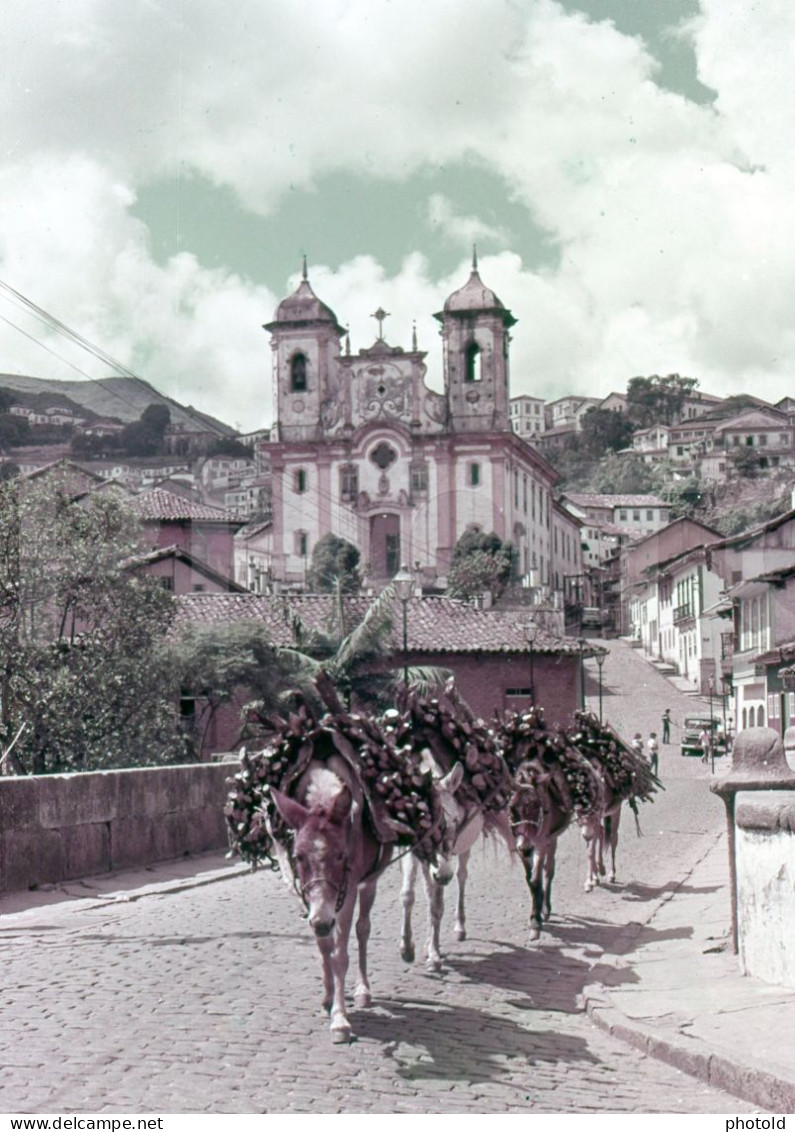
370,513 -> 401,577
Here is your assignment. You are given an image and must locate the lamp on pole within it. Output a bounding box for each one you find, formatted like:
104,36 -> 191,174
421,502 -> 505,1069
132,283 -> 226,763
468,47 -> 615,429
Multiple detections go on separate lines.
393,564 -> 414,686
578,638 -> 587,711
524,620 -> 538,704
595,650 -> 606,723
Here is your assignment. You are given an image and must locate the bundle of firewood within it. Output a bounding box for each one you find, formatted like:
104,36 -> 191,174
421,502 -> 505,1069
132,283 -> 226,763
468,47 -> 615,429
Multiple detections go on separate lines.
225,700 -> 445,868
567,710 -> 659,803
497,707 -> 603,818
398,683 -> 513,812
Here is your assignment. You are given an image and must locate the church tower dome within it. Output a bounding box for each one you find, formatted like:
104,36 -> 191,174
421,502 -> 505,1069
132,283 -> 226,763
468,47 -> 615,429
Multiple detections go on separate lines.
267,258 -> 345,333
441,262 -> 515,323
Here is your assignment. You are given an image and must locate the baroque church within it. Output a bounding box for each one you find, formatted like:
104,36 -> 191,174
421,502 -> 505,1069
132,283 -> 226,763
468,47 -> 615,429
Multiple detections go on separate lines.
260,256 -> 583,592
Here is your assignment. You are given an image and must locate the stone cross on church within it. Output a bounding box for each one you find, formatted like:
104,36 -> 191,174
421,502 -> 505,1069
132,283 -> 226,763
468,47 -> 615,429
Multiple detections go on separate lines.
370,306 -> 390,340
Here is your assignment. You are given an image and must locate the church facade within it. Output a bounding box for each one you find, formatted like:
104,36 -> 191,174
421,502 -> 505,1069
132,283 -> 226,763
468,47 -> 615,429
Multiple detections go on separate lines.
261,259 -> 582,591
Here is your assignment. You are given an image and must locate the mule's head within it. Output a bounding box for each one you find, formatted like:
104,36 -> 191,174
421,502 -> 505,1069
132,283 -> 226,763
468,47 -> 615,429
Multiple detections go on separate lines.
426,760 -> 469,886
270,784 -> 353,938
509,785 -> 542,852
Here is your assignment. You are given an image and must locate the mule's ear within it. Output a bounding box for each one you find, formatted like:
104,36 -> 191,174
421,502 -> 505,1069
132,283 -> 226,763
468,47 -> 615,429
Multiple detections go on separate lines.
327,786 -> 353,825
270,787 -> 310,831
439,761 -> 464,794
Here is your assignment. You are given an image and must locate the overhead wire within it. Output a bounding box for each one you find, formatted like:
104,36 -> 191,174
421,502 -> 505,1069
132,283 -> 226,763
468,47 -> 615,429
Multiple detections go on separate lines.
0,277 -> 171,419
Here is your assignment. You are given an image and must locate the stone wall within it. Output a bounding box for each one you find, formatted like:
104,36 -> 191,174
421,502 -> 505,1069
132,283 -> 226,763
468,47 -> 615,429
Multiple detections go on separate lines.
734,789 -> 795,990
0,763 -> 233,894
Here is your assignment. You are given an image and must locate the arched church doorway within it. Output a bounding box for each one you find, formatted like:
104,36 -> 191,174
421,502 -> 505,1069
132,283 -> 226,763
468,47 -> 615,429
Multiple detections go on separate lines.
370,513 -> 401,578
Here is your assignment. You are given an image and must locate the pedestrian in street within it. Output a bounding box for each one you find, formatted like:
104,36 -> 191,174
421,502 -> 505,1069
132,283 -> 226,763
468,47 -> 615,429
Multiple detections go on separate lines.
662,708 -> 672,744
631,732 -> 643,755
647,732 -> 659,777
699,726 -> 711,765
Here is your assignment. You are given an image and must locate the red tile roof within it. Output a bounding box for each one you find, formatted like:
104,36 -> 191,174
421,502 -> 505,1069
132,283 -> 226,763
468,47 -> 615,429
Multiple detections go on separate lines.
130,487 -> 241,523
174,592 -> 592,656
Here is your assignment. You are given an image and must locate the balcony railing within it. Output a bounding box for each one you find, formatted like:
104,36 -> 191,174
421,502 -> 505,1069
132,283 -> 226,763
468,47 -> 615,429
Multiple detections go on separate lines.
673,603 -> 694,624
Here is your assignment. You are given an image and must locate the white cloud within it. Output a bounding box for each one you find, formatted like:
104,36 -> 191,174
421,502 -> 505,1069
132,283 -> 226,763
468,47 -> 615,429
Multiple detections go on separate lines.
0,156 -> 275,427
426,195 -> 509,249
3,0 -> 795,425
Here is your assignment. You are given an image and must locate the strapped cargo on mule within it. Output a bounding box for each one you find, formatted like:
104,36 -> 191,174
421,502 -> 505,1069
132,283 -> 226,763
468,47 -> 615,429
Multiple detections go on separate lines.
396,683 -> 515,970
498,705 -> 604,941
567,711 -> 662,892
225,675 -> 447,1044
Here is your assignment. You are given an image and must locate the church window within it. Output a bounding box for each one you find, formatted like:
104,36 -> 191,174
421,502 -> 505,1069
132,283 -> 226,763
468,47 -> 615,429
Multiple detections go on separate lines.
295,530 -> 309,558
514,470 -> 519,507
523,474 -> 528,514
410,462 -> 428,494
290,352 -> 308,392
340,464 -> 358,501
464,342 -> 482,383
469,462 -> 481,487
369,442 -> 397,470
294,468 -> 308,493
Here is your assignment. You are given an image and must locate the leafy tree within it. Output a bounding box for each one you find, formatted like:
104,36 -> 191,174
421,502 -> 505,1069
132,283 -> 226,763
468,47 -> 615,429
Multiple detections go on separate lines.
448,530 -> 515,599
0,481 -> 184,774
307,532 -> 361,593
731,446 -> 763,478
579,407 -> 635,458
589,452 -> 658,495
626,374 -> 699,428
712,493 -> 791,536
544,437 -> 599,491
71,432 -> 121,458
121,403 -> 171,456
171,622 -> 285,757
660,476 -> 704,520
0,389 -> 15,414
0,413 -> 31,451
447,551 -> 510,600
207,437 -> 252,459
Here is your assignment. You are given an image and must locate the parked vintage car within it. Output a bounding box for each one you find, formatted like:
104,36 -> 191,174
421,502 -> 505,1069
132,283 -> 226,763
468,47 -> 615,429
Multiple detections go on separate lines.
680,715 -> 726,757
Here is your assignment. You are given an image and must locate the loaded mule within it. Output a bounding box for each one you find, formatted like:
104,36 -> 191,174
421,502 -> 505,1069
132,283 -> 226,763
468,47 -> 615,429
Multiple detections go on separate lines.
270,753 -> 392,1043
509,765 -> 574,941
399,754 -> 513,971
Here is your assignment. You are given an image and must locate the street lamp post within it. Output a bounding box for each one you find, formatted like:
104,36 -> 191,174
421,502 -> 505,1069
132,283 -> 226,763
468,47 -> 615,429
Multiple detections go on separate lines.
524,620 -> 538,704
392,564 -> 414,686
595,651 -> 606,723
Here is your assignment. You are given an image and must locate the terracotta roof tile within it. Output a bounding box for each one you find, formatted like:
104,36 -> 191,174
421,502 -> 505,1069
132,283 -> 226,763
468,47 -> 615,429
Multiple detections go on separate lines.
174,592 -> 593,656
130,487 -> 241,523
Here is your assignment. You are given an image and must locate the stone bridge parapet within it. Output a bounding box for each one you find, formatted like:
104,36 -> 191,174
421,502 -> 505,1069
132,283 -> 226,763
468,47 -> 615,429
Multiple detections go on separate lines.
0,762 -> 234,894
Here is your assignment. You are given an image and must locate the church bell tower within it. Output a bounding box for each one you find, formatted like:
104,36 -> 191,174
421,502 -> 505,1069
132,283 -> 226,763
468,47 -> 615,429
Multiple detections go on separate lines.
264,259 -> 346,442
434,251 -> 516,433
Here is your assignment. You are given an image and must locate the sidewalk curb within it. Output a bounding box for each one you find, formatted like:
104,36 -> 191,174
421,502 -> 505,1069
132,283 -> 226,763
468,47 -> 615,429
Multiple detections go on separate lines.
582,987 -> 795,1114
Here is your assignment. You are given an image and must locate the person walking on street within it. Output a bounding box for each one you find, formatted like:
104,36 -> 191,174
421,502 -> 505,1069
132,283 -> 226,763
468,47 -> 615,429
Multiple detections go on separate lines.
647,732 -> 659,777
699,726 -> 711,765
631,732 -> 643,756
662,709 -> 672,744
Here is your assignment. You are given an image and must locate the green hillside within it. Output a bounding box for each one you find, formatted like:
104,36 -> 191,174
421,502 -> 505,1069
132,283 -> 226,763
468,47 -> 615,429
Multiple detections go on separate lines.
0,373 -> 235,435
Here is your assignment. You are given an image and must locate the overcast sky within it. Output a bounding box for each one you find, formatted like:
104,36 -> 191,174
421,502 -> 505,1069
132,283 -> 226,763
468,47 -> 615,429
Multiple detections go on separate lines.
1,1 -> 791,430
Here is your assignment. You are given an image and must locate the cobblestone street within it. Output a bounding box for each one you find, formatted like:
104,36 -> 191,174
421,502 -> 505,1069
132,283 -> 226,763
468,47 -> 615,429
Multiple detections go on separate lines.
0,642 -> 760,1114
